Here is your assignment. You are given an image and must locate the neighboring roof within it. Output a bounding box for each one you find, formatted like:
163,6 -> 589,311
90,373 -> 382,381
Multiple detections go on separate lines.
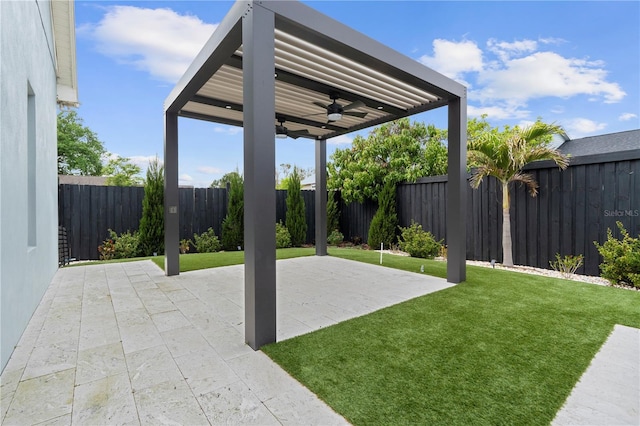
164,1 -> 465,141
558,129 -> 640,157
51,0 -> 78,106
59,175 -> 108,186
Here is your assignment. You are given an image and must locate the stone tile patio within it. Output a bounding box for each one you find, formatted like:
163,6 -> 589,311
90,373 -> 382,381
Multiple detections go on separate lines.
2,256 -> 638,425
1,256 -> 453,425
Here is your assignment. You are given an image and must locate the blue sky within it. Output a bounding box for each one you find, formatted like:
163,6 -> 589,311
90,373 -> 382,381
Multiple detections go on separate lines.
74,1 -> 639,187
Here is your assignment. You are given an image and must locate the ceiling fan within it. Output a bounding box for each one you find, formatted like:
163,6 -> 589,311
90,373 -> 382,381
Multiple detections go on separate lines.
275,117 -> 310,139
311,92 -> 368,122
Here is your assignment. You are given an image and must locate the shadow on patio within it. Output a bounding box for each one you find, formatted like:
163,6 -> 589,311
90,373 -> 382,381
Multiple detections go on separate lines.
1,256 -> 452,425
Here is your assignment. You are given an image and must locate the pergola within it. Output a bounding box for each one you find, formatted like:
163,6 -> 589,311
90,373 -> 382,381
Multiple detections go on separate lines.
164,0 -> 467,349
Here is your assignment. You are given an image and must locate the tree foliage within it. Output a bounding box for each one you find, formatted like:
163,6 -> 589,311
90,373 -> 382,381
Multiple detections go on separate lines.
277,163 -> 313,189
328,118 -> 447,203
286,166 -> 307,247
210,170 -> 242,188
137,158 -> 164,256
57,110 -> 106,175
221,172 -> 244,251
367,180 -> 398,249
468,120 -> 569,266
104,156 -> 143,186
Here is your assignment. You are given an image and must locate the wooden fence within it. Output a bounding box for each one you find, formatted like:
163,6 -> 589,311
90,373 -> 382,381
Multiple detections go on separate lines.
58,185 -> 315,261
59,150 -> 639,275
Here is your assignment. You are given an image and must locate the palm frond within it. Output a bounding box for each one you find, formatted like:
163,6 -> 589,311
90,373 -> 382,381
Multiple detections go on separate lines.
510,172 -> 539,197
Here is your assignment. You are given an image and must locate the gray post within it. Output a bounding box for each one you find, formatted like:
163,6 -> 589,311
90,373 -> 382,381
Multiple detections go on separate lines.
164,112 -> 180,276
243,2 -> 276,350
315,138 -> 327,255
446,94 -> 467,283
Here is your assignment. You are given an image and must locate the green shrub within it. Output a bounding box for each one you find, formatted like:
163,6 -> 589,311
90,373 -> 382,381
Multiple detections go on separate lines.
193,228 -> 221,253
222,172 -> 244,251
138,158 -> 164,256
549,253 -> 584,278
398,221 -> 443,259
286,166 -> 307,247
276,221 -> 292,249
327,230 -> 344,245
109,229 -> 140,259
367,181 -> 397,249
594,221 -> 640,288
327,191 -> 340,237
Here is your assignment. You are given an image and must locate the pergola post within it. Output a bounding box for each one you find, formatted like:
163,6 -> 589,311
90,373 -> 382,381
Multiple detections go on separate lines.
242,3 -> 277,349
315,138 -> 327,255
446,94 -> 467,283
164,112 -> 179,276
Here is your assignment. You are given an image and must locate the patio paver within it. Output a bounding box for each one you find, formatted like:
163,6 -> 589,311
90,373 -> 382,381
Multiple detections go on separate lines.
1,256 -> 452,425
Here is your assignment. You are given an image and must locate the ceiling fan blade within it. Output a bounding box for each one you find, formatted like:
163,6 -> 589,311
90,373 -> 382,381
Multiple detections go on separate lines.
343,100 -> 365,111
312,101 -> 329,110
289,129 -> 310,139
344,111 -> 368,118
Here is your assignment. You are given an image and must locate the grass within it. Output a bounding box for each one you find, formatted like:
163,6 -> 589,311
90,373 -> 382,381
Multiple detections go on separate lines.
72,247 -> 315,272
262,249 -> 640,425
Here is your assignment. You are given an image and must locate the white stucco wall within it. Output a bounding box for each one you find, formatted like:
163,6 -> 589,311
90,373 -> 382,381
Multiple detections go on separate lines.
1,0 -> 60,371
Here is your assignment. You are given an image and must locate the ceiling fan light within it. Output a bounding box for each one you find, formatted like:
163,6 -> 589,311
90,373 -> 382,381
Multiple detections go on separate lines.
275,124 -> 288,138
327,101 -> 343,121
327,112 -> 342,121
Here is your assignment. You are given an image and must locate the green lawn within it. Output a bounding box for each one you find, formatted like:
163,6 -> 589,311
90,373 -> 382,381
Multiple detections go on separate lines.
262,249 -> 640,425
71,247 -> 315,272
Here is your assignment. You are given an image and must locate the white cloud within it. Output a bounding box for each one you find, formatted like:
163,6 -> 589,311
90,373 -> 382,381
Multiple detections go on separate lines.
129,155 -> 162,168
82,6 -> 217,83
468,104 -> 530,120
197,166 -> 223,175
179,173 -> 193,185
327,134 -> 353,145
475,51 -> 625,105
418,36 -> 626,121
213,126 -> 243,136
565,118 -> 607,138
619,112 -> 638,121
487,38 -> 537,62
418,39 -> 483,82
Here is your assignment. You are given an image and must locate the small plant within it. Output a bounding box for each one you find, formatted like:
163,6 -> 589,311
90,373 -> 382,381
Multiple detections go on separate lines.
179,238 -> 192,254
276,221 -> 292,249
193,228 -> 221,253
327,230 -> 344,246
594,221 -> 640,288
398,221 -> 443,259
439,245 -> 448,260
98,237 -> 115,260
549,253 -> 584,278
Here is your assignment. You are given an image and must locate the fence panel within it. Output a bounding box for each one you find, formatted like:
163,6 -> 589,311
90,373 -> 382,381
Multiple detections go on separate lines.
59,153 -> 639,272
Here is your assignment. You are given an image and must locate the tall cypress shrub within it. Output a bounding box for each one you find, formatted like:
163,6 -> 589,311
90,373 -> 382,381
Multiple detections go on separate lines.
286,166 -> 307,247
327,190 -> 340,236
138,158 -> 164,256
367,180 -> 398,249
222,172 -> 244,251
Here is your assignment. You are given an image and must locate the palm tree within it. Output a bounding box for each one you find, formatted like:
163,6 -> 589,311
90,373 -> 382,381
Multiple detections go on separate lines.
468,121 -> 569,267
